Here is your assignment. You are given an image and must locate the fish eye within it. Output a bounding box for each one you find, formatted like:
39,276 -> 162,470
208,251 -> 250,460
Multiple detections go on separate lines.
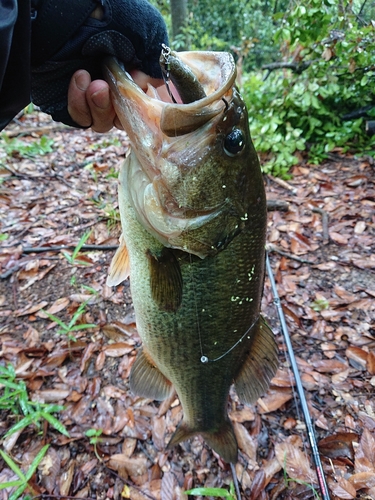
223,129 -> 245,157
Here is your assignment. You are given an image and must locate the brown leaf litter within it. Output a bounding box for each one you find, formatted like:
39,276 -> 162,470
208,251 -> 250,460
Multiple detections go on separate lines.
0,111 -> 374,499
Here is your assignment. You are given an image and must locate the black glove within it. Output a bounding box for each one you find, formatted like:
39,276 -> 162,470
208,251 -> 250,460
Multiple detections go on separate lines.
30,0 -> 169,127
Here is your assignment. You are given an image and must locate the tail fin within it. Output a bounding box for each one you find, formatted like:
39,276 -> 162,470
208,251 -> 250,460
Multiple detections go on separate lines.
167,419 -> 238,464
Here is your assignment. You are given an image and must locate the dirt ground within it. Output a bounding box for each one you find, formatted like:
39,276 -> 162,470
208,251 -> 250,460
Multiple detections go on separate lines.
0,110 -> 374,499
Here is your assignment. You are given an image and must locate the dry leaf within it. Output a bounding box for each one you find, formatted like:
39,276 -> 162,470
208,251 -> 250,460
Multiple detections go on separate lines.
275,440 -> 317,483
257,388 -> 293,413
108,454 -> 149,477
329,477 -> 356,499
348,471 -> 375,490
103,342 -> 135,357
233,421 -> 257,462
36,297 -> 69,318
319,432 -> 359,460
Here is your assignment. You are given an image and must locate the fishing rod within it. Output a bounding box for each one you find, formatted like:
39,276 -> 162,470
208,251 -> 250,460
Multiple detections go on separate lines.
266,253 -> 331,500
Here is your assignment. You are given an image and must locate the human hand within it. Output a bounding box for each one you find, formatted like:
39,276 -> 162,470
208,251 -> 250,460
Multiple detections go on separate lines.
30,0 -> 168,128
68,69 -> 166,132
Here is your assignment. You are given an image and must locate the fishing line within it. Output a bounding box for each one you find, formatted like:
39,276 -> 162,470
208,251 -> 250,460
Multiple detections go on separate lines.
266,253 -> 331,500
200,316 -> 258,364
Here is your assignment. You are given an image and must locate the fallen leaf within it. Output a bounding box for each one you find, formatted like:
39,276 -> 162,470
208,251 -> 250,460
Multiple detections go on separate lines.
108,454 -> 149,477
348,471 -> 375,490
36,297 -> 70,318
329,477 -> 356,499
257,388 -> 293,413
275,439 -> 317,483
319,432 -> 359,460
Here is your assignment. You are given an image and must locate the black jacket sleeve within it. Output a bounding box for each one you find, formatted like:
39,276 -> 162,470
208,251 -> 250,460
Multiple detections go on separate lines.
0,0 -> 31,131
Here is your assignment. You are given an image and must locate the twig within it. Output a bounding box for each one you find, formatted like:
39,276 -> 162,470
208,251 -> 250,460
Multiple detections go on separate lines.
266,244 -> 317,264
267,199 -> 290,212
266,254 -> 331,500
21,244 -> 119,254
4,124 -> 70,138
268,175 -> 297,194
0,256 -> 60,279
262,59 -> 318,75
230,463 -> 242,500
311,208 -> 330,244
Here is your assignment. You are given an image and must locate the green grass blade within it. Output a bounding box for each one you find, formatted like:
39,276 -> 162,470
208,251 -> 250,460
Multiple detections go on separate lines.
41,412 -> 70,437
185,487 -> 233,498
41,310 -> 69,330
24,444 -> 49,481
61,250 -> 74,263
4,414 -> 35,438
9,483 -> 27,500
69,323 -> 96,332
72,230 -> 92,260
0,480 -> 23,489
0,450 -> 25,481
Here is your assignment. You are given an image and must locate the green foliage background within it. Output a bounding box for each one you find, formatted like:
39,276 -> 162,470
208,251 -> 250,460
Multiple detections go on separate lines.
150,0 -> 375,176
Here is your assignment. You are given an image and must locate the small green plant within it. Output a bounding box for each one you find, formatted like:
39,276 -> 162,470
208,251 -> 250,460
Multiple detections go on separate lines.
311,297 -> 330,311
80,284 -> 100,296
102,205 -> 120,230
42,300 -> 96,341
282,462 -> 320,499
105,167 -> 119,179
0,134 -> 54,158
185,483 -> 236,499
85,428 -> 103,460
0,233 -> 8,241
0,364 -> 28,415
61,230 -> 92,266
90,137 -> 122,149
4,403 -> 69,439
0,364 -> 69,438
0,445 -> 49,500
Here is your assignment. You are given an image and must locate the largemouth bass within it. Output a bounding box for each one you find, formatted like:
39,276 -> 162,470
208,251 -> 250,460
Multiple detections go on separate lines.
104,49 -> 278,464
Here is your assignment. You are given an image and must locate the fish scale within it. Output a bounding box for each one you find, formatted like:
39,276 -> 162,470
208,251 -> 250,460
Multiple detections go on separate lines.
104,50 -> 278,463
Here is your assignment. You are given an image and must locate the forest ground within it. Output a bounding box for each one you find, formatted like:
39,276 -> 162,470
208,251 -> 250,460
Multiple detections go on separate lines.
0,110 -> 374,499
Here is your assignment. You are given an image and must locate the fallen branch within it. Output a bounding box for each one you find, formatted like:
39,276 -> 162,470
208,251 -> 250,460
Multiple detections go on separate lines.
3,123 -> 70,138
268,175 -> 297,194
312,207 -> 330,244
267,199 -> 290,211
267,244 -> 317,264
342,104 -> 375,121
21,244 -> 119,254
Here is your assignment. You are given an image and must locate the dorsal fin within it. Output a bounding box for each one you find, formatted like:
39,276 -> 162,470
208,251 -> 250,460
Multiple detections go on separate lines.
106,235 -> 130,287
234,316 -> 278,404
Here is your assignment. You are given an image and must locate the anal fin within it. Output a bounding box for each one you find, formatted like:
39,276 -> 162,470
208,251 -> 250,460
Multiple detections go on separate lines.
234,316 -> 278,405
106,235 -> 130,287
147,247 -> 182,312
130,348 -> 173,401
167,419 -> 238,464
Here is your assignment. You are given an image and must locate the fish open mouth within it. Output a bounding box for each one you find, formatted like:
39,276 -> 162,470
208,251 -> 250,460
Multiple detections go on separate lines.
103,52 -> 240,257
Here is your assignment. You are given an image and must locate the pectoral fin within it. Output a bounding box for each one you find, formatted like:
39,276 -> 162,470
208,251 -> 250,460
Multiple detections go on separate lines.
234,316 -> 278,405
147,248 -> 182,312
168,419 -> 238,464
130,348 -> 173,401
106,236 -> 130,287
